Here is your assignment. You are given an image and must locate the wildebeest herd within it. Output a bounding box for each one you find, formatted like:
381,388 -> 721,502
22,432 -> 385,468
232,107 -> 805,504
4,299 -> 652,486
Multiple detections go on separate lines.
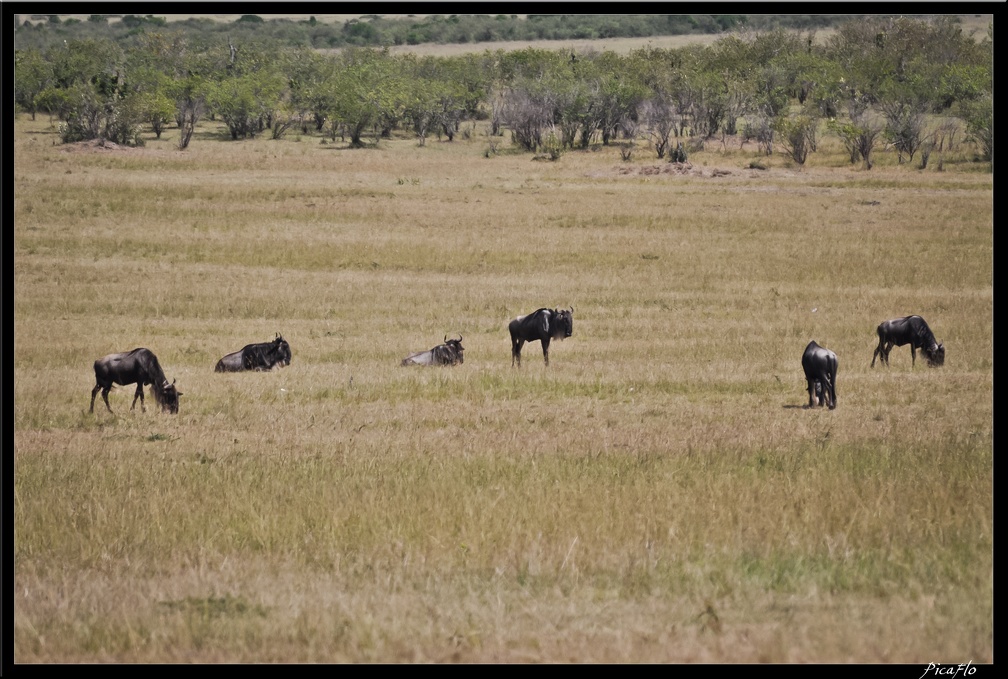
89,312 -> 944,415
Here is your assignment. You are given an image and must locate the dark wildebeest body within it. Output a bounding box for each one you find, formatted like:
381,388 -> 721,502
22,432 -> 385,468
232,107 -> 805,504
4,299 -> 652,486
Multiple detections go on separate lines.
401,335 -> 465,366
215,334 -> 292,372
509,307 -> 574,367
871,315 -> 945,368
802,340 -> 838,409
90,348 -> 182,414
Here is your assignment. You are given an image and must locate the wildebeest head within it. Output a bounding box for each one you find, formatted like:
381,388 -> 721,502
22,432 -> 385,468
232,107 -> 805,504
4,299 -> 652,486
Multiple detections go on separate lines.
274,333 -> 292,367
443,334 -> 464,364
158,378 -> 183,414
925,342 -> 945,367
552,307 -> 574,339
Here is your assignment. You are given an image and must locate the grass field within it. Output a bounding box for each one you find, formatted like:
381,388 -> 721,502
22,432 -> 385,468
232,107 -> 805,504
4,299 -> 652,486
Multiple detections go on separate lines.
12,110 -> 992,663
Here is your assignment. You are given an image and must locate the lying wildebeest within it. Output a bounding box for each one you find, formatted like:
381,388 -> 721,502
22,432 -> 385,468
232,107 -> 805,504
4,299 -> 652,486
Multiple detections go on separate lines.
90,348 -> 182,414
802,340 -> 838,409
215,333 -> 292,372
402,335 -> 465,366
871,315 -> 945,368
509,306 -> 573,367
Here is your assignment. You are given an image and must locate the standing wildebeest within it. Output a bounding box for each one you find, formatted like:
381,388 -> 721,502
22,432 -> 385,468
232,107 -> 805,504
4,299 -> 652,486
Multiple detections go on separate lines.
90,348 -> 182,414
509,307 -> 573,367
402,335 -> 465,366
802,340 -> 838,409
215,333 -> 292,372
871,315 -> 945,368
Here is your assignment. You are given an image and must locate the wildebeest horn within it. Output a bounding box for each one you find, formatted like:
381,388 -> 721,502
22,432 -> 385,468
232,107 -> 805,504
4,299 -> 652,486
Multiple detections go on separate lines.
444,334 -> 449,343
457,334 -> 463,343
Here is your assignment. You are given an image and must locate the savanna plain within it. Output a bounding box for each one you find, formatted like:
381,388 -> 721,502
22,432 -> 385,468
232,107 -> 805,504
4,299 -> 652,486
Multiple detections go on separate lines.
12,110 -> 992,663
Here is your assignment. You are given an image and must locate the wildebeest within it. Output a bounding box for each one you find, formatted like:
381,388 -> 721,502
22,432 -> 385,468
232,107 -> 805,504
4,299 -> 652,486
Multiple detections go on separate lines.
90,348 -> 182,414
402,335 -> 465,366
871,315 -> 945,368
215,333 -> 292,372
802,340 -> 838,409
508,307 -> 573,367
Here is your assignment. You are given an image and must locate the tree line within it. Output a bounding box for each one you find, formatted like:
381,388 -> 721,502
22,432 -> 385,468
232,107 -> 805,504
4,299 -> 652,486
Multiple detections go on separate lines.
13,13 -> 853,52
13,15 -> 993,168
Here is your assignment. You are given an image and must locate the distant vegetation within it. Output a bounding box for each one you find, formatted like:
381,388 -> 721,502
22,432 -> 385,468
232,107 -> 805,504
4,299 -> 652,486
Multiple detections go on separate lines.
13,15 -> 993,170
15,14 -> 873,51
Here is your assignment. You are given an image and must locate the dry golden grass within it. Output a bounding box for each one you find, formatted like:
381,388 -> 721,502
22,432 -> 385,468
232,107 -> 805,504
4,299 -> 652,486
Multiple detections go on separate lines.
13,113 -> 992,663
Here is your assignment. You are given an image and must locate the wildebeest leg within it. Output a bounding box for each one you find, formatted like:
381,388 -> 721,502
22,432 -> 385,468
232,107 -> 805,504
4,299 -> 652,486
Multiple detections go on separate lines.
872,336 -> 891,367
871,338 -> 883,367
101,388 -> 113,413
512,339 -> 524,367
875,340 -> 892,367
90,384 -> 102,413
910,345 -> 916,368
807,379 -> 818,408
131,384 -> 145,412
542,338 -> 551,366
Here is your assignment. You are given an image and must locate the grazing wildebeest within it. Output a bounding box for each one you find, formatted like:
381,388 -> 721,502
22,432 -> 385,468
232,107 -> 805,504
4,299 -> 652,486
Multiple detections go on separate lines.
509,307 -> 573,367
402,335 -> 465,366
90,348 -> 182,414
802,340 -> 838,409
215,333 -> 292,372
871,315 -> 945,368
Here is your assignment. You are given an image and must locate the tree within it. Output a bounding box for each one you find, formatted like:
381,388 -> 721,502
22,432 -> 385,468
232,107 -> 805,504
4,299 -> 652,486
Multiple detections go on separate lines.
631,46 -> 689,158
206,70 -> 285,140
324,48 -> 402,147
830,107 -> 885,170
960,92 -> 992,165
773,109 -> 819,165
56,80 -> 143,146
590,51 -> 648,145
125,65 -> 176,138
283,46 -> 331,134
881,102 -> 926,165
14,48 -> 51,120
498,48 -> 570,152
639,96 -> 675,159
501,86 -> 551,152
38,38 -> 146,145
172,75 -> 207,150
744,112 -> 774,156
